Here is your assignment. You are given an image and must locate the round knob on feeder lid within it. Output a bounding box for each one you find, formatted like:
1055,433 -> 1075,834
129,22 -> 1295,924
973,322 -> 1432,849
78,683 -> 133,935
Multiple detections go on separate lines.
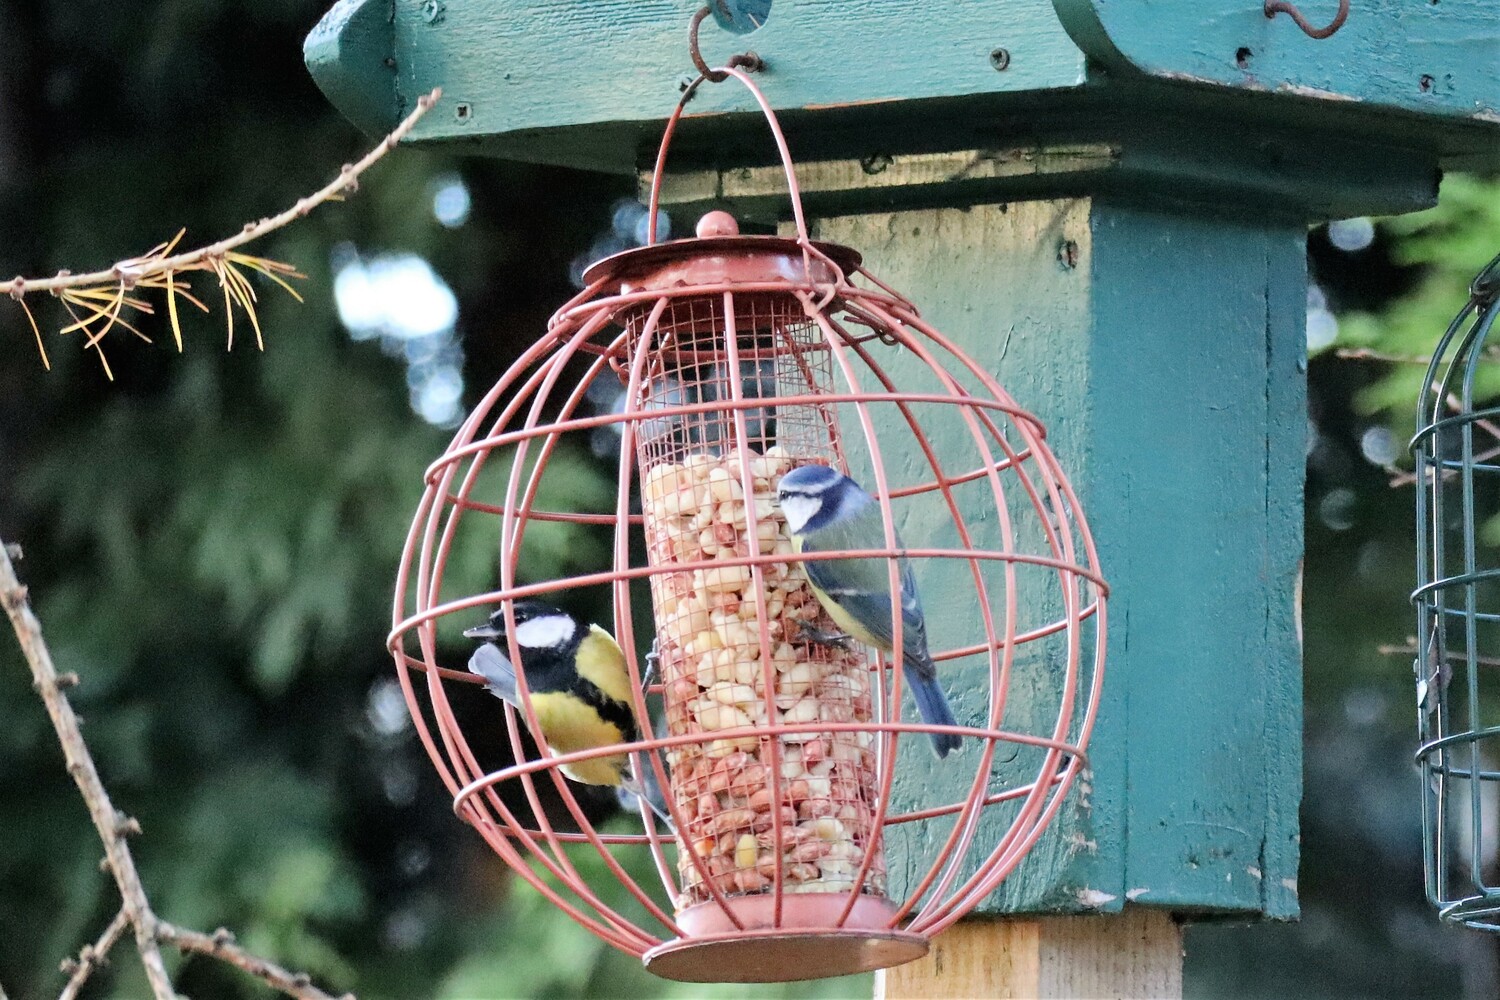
695,211 -> 740,238
583,206 -> 859,292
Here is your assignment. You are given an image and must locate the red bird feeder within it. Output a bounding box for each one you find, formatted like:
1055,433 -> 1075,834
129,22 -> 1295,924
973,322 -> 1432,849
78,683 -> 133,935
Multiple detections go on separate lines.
390,69 -> 1106,983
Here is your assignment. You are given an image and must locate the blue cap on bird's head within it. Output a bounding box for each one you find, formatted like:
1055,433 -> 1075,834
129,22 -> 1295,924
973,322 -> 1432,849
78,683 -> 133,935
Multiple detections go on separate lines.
776,464 -> 863,535
776,463 -> 844,497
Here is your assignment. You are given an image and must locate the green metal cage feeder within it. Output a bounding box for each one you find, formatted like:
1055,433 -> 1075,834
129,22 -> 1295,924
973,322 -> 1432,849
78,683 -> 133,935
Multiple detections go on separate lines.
1414,253 -> 1500,929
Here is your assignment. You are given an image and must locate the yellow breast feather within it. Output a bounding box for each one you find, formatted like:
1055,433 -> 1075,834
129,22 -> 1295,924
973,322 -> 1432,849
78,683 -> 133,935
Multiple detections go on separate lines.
796,535 -> 888,650
574,624 -> 634,706
527,691 -> 629,787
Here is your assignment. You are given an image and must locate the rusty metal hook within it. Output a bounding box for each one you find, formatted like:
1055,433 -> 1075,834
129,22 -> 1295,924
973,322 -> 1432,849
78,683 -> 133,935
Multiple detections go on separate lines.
688,5 -> 764,83
1264,0 -> 1349,40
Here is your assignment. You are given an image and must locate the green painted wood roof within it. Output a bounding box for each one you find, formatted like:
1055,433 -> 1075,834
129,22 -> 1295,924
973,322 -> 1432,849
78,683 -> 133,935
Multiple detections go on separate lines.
306,0 -> 1500,174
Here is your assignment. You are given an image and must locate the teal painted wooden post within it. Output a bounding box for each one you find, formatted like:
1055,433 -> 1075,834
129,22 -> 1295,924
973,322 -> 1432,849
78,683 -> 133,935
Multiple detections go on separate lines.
799,199 -> 1307,918
304,0 -> 1500,990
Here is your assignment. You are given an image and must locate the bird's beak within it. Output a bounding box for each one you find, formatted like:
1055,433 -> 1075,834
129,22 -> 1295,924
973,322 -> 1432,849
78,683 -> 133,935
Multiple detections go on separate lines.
463,623 -> 503,640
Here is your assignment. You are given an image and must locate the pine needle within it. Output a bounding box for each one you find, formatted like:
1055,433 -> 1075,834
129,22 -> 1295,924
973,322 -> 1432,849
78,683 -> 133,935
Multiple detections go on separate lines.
1,87 -> 442,374
16,297 -> 48,371
165,270 -> 183,352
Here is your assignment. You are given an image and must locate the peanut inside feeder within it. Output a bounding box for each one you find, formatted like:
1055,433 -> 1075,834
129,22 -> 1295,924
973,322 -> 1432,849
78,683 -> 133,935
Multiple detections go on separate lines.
630,293 -> 887,912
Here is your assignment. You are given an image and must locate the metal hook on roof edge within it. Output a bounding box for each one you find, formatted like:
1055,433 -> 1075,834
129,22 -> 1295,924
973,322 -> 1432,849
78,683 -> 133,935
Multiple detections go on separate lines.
1264,0 -> 1350,40
688,6 -> 764,84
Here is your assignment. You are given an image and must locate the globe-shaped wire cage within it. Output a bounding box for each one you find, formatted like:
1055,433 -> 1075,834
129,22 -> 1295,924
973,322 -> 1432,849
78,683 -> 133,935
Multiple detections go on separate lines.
1415,252 -> 1500,930
389,69 -> 1107,982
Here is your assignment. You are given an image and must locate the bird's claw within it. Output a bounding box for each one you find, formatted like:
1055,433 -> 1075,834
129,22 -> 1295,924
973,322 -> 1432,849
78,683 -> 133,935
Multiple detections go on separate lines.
795,621 -> 854,650
642,638 -> 661,689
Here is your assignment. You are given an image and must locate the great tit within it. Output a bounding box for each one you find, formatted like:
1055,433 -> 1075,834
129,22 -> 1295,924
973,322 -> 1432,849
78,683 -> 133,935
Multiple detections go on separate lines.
777,465 -> 962,757
464,600 -> 671,823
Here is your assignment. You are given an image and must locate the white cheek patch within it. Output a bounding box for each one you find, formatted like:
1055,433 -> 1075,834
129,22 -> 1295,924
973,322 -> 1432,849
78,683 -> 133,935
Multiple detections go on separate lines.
780,494 -> 821,534
514,614 -> 577,649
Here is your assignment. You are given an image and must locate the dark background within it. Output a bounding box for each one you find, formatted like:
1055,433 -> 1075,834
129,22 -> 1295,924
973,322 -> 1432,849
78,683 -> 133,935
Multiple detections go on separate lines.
0,2 -> 1495,997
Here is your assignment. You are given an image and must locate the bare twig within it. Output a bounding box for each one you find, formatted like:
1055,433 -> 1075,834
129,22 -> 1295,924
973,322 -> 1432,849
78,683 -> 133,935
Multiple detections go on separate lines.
1,539 -> 355,1000
1392,391 -> 1500,487
6,88 -> 441,374
2,89 -> 439,297
1338,346 -> 1500,366
1379,641 -> 1500,669
59,908 -> 129,1000
158,924 -> 352,1000
0,541 -> 176,999
1335,347 -> 1436,365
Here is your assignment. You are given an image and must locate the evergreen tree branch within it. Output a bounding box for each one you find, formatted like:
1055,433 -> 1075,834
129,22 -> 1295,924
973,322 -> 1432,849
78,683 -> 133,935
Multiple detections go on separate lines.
5,88 -> 441,375
0,540 -> 354,1000
58,908 -> 129,1000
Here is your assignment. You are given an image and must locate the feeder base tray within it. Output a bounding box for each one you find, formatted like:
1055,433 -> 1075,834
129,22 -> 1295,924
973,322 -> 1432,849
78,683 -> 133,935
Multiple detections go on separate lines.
644,894 -> 927,982
644,927 -> 928,983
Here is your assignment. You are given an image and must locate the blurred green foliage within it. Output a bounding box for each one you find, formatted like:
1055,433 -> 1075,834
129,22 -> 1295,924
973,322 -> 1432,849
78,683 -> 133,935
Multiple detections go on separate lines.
0,4 -> 875,998
0,2 -> 696,997
2,2 -> 1498,998
1333,175 -> 1500,416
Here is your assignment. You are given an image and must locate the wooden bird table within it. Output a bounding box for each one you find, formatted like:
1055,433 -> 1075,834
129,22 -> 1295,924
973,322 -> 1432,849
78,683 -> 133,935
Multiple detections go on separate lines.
306,0 -> 1500,994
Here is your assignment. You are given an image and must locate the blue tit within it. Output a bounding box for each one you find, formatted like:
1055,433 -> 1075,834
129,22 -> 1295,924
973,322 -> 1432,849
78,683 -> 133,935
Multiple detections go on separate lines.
776,465 -> 962,757
464,600 -> 671,824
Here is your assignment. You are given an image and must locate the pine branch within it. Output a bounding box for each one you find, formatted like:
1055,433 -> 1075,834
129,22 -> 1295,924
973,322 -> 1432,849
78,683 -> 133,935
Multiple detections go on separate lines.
6,88 -> 441,377
58,908 -> 129,1000
0,539 -> 355,1000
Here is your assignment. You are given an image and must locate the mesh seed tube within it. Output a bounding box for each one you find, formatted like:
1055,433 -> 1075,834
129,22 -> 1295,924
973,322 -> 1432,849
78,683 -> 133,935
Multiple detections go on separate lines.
627,291 -> 887,911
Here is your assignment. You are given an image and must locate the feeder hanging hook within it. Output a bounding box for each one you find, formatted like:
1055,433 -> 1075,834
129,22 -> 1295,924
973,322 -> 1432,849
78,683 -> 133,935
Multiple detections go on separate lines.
689,6 -> 764,83
1264,0 -> 1350,40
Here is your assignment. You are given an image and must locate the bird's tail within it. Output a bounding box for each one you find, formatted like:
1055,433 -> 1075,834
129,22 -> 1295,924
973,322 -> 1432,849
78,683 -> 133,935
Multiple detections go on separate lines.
619,756 -> 675,831
905,665 -> 962,758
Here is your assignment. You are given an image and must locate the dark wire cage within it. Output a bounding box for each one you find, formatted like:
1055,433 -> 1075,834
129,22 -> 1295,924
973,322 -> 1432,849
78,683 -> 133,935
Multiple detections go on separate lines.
1414,252 -> 1500,929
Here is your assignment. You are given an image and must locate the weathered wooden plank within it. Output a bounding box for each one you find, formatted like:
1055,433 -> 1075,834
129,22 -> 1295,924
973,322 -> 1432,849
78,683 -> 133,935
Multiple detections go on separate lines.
1260,219 -> 1307,919
810,201 -> 1103,914
306,1 -> 1500,173
653,145 -> 1121,224
304,0 -> 398,137
1054,0 -> 1500,123
807,196 -> 1302,917
874,911 -> 1183,998
1085,202 -> 1303,915
650,125 -> 1439,225
391,0 -> 1086,142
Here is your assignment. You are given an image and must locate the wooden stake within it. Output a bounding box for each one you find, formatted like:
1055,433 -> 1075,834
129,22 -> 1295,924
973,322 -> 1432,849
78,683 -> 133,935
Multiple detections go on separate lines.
875,911 -> 1182,1000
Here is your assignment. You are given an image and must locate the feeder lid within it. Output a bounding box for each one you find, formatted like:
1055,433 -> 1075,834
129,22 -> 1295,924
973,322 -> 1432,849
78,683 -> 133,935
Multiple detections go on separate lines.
582,211 -> 862,295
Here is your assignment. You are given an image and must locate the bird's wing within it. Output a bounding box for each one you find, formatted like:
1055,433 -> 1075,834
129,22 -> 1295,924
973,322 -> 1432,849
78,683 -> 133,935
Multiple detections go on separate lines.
801,507 -> 934,677
468,642 -> 519,707
894,556 -> 938,680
